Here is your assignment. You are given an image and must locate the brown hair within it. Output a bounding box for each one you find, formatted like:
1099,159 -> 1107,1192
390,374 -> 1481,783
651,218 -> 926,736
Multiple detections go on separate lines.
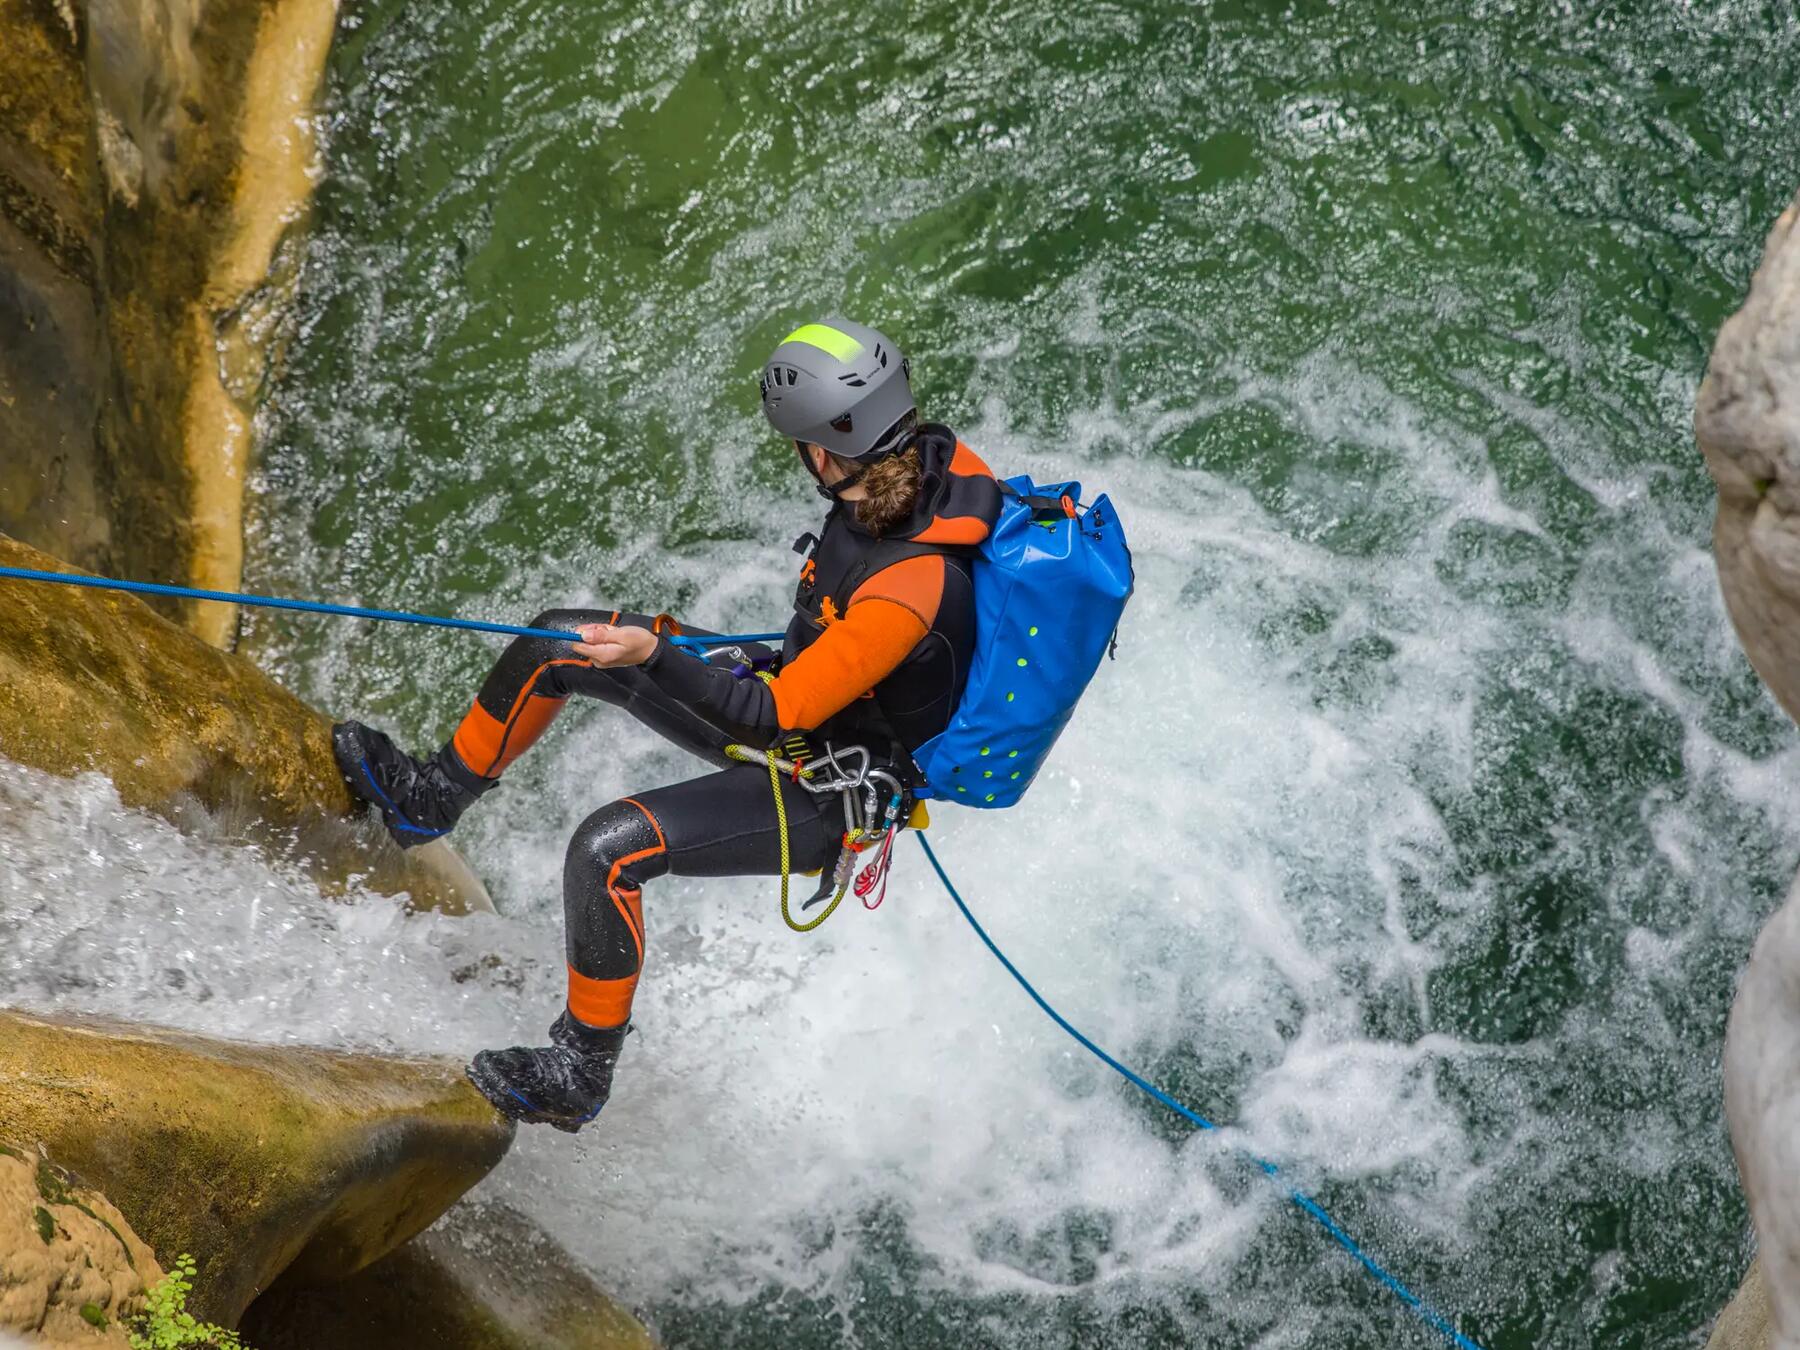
838,446 -> 922,536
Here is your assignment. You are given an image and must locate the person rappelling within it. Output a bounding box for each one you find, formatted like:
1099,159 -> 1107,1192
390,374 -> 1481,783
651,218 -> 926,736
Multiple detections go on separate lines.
331,318 -> 1014,1130
0,316 -> 1472,1350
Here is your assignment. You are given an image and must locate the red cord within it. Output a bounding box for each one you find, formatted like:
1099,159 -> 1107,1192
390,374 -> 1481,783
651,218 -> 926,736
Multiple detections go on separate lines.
855,830 -> 897,909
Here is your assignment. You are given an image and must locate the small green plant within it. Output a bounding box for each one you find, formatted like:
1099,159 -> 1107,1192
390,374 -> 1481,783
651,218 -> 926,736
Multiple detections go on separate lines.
128,1255 -> 253,1350
79,1302 -> 107,1329
33,1205 -> 54,1244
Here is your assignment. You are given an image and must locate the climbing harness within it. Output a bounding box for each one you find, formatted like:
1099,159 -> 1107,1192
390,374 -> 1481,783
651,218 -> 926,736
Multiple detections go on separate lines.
0,566 -> 783,653
914,833 -> 1487,1350
725,724 -> 908,933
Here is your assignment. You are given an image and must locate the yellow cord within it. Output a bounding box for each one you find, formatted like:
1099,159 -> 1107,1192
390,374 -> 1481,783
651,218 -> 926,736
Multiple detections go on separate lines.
727,700 -> 847,932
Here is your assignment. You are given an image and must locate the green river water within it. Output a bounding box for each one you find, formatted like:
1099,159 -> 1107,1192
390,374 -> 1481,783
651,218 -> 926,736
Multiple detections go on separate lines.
233,2 -> 1800,1346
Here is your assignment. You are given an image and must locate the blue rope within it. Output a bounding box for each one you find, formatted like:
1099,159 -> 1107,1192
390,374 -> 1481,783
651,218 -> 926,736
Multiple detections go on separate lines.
914,833 -> 1486,1350
0,566 -> 783,651
1,557 -> 1477,1340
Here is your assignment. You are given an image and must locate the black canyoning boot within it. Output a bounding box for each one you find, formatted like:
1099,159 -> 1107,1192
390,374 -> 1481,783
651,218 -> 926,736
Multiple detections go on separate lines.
332,721 -> 492,849
466,1012 -> 630,1134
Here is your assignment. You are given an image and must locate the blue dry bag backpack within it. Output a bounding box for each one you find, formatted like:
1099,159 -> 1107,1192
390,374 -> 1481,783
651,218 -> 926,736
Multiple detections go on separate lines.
912,476 -> 1133,807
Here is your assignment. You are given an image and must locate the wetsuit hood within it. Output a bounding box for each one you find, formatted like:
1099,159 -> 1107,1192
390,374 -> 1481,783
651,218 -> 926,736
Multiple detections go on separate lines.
844,423 -> 1002,547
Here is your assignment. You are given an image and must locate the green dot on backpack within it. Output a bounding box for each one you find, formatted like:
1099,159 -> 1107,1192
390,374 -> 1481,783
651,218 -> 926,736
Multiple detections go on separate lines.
1006,691 -> 1015,702
1007,750 -> 1019,758
1028,626 -> 1039,636
1016,657 -> 1028,667
983,770 -> 993,778
985,793 -> 996,802
980,746 -> 990,756
1010,771 -> 1020,779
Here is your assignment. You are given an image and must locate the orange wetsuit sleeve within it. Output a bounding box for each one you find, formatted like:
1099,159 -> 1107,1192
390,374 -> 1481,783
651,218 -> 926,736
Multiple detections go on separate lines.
766,554 -> 947,732
637,554 -> 948,739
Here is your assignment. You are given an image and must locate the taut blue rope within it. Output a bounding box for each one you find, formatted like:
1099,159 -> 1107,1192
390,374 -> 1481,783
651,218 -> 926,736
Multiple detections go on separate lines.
0,566 -> 783,651
915,833 -> 1486,1350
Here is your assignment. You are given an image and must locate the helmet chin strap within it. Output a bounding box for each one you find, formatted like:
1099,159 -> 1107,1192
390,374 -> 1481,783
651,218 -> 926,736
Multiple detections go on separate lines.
797,417 -> 923,501
796,441 -> 874,502
814,465 -> 872,502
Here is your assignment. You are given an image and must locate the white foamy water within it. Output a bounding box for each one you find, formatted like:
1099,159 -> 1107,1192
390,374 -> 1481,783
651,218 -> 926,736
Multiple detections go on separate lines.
9,369 -> 1800,1346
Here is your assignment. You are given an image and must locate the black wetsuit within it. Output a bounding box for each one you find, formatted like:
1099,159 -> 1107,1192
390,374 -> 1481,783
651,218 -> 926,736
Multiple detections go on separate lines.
443,428 -> 1001,1029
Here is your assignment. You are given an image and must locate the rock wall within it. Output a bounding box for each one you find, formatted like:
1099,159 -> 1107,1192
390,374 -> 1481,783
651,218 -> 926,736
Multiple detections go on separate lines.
0,532 -> 491,915
1709,1258 -> 1773,1350
1700,187 -> 1800,1350
0,6 -> 657,1346
0,0 -> 337,647
1699,194 -> 1800,723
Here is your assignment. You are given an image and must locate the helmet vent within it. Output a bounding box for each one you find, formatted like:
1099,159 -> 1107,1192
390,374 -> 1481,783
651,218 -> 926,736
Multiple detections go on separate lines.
838,374 -> 866,386
875,344 -> 888,367
831,414 -> 854,433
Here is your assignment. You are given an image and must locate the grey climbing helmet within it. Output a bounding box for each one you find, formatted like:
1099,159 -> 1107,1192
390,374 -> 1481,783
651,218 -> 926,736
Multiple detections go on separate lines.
759,317 -> 917,462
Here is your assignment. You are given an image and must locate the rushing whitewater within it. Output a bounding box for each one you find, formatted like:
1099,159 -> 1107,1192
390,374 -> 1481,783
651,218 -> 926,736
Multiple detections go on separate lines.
5,1 -> 1800,1346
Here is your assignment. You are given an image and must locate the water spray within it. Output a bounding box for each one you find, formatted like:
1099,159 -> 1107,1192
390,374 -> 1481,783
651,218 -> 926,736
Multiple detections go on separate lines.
0,561 -> 1488,1348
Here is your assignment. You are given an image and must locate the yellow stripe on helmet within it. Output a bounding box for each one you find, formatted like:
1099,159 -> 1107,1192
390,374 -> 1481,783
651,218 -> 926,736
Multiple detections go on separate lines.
781,322 -> 865,363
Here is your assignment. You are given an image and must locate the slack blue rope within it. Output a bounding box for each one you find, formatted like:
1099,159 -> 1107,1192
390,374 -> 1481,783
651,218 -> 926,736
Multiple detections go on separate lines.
0,566 -> 783,651
914,833 -> 1486,1350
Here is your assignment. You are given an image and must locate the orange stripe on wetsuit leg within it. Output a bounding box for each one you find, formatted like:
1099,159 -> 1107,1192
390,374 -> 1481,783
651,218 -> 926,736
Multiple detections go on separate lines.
567,962 -> 637,1028
450,657 -> 591,777
766,596 -> 928,731
566,798 -> 665,1030
621,797 -> 667,851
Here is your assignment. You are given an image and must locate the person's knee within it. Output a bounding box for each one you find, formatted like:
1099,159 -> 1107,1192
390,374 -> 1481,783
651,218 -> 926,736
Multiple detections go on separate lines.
566,799 -> 666,889
506,609 -> 614,688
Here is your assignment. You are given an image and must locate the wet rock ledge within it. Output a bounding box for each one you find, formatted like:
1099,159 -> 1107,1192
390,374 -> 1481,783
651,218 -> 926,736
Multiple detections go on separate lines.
0,0 -> 335,647
0,531 -> 492,915
0,1010 -> 654,1348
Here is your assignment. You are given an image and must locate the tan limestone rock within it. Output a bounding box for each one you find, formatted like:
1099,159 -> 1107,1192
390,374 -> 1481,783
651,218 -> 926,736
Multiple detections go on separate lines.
0,0 -> 339,647
0,1144 -> 160,1349
0,532 -> 491,916
1703,187 -> 1800,1349
0,1009 -> 514,1327
1707,1257 -> 1773,1350
1698,190 -> 1800,723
